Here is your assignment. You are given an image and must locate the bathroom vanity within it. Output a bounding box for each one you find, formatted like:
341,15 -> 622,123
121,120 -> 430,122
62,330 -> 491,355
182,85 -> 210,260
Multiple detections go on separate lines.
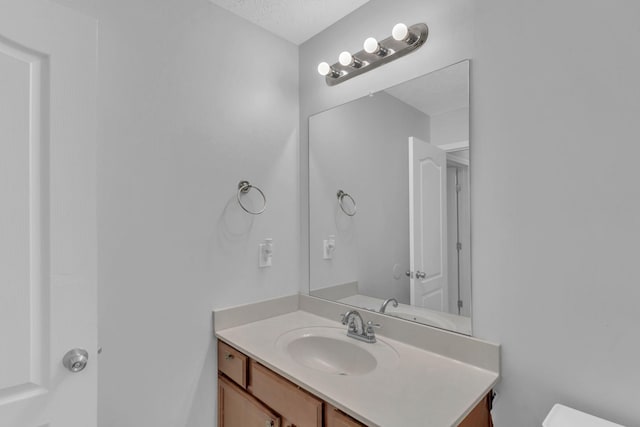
218,339 -> 493,427
214,296 -> 499,427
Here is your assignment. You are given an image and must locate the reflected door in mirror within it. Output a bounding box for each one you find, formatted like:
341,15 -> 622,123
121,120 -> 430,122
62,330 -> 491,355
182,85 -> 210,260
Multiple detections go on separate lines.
409,137 -> 448,310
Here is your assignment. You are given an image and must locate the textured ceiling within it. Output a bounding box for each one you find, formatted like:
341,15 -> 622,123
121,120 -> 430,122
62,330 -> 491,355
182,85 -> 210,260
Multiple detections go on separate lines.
208,0 -> 370,45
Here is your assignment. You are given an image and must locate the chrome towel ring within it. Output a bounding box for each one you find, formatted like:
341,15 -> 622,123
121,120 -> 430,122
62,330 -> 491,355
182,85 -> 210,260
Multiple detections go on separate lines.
237,180 -> 266,215
337,190 -> 356,216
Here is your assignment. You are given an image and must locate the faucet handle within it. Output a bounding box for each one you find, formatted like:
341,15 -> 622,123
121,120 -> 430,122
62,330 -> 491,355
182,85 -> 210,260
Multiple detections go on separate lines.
340,313 -> 349,325
365,321 -> 381,334
365,321 -> 381,340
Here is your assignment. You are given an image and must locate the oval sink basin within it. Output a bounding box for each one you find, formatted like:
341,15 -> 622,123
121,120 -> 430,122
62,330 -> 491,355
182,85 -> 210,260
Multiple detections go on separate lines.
287,335 -> 376,375
275,327 -> 398,376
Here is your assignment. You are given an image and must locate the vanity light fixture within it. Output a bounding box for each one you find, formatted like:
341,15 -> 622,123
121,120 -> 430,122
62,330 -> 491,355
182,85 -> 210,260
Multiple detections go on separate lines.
317,22 -> 428,86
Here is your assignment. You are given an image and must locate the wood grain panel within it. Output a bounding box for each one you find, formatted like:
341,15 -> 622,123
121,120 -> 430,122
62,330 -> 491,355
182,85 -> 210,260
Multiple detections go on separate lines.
219,375 -> 280,427
324,403 -> 366,427
458,393 -> 493,427
249,360 -> 322,427
218,340 -> 248,388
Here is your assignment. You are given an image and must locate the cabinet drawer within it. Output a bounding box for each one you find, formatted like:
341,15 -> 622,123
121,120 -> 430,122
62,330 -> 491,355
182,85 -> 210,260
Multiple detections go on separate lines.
218,340 -> 248,388
325,403 -> 366,427
249,360 -> 322,427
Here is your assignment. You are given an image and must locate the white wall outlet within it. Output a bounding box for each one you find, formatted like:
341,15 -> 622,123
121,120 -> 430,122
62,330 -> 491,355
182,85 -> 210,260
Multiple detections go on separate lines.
323,235 -> 336,260
259,238 -> 273,268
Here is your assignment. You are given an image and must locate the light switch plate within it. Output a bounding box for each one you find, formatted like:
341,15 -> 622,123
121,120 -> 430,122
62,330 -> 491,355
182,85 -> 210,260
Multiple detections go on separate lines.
259,243 -> 272,267
323,240 -> 332,259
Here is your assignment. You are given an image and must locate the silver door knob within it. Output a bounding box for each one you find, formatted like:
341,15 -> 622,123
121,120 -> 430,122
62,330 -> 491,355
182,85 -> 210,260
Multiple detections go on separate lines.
415,271 -> 426,279
63,348 -> 89,372
405,271 -> 413,278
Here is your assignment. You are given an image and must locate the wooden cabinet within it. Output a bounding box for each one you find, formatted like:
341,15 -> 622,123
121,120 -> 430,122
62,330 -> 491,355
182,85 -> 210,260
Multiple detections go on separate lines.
218,340 -> 248,388
249,360 -> 323,427
458,393 -> 494,427
218,375 -> 281,427
325,404 -> 366,427
217,339 -> 492,427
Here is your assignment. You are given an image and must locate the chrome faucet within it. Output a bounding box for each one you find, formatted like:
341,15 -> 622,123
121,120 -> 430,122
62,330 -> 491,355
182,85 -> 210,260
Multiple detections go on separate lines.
341,310 -> 364,334
341,310 -> 380,343
379,298 -> 399,313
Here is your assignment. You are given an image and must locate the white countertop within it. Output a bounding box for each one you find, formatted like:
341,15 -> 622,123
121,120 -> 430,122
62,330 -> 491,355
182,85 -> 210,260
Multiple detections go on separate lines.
216,310 -> 498,427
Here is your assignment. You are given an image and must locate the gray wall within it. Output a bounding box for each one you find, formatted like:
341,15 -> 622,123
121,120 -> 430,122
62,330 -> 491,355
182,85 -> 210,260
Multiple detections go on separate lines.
309,92 -> 429,303
300,0 -> 640,426
89,0 -> 299,426
431,107 -> 469,145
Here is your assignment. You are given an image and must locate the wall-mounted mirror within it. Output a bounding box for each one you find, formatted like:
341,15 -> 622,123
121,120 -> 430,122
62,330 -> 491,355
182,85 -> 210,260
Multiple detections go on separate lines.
309,61 -> 471,334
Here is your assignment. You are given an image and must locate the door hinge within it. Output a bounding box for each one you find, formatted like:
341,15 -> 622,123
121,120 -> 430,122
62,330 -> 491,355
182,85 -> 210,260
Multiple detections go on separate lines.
456,184 -> 462,193
457,242 -> 462,251
458,300 -> 463,309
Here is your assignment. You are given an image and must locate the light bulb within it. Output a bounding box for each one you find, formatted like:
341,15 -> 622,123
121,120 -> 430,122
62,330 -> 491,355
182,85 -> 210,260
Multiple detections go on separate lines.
339,51 -> 353,66
317,62 -> 331,76
363,37 -> 388,56
363,37 -> 379,53
392,23 -> 409,41
338,51 -> 363,68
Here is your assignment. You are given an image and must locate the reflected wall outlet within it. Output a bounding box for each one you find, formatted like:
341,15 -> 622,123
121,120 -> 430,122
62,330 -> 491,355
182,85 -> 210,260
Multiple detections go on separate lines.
323,235 -> 336,260
259,238 -> 273,268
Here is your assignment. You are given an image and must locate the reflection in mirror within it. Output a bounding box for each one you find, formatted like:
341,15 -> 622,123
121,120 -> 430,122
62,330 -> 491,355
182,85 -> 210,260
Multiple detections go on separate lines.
309,61 -> 471,334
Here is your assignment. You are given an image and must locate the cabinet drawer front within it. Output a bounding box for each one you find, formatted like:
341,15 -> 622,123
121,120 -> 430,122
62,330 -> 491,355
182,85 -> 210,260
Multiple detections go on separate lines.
219,375 -> 281,427
249,360 -> 322,427
218,340 -> 248,388
325,404 -> 366,427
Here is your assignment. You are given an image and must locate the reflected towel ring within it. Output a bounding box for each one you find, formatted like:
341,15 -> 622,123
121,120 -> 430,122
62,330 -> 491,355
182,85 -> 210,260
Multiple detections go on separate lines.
337,190 -> 356,216
237,180 -> 266,215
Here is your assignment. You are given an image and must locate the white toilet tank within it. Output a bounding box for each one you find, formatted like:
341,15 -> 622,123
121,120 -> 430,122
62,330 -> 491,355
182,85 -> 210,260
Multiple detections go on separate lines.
543,404 -> 624,427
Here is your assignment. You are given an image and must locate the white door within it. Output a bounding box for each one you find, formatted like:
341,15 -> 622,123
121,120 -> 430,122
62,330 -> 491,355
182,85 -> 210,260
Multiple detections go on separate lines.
408,137 -> 448,311
0,0 -> 97,426
446,166 -> 459,314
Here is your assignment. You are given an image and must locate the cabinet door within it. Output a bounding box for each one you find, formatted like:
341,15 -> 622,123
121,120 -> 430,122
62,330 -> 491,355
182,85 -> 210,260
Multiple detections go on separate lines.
325,404 -> 366,427
458,393 -> 493,427
219,375 -> 281,427
249,360 -> 323,427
